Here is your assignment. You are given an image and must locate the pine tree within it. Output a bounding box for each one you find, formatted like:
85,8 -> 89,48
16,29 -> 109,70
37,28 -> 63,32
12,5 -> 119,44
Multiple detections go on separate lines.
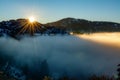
43,76 -> 52,80
40,60 -> 49,79
117,64 -> 120,80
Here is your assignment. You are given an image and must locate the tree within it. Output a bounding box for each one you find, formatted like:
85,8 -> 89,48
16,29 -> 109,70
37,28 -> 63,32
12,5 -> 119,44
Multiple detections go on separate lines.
117,64 -> 120,80
43,76 -> 52,80
40,60 -> 50,79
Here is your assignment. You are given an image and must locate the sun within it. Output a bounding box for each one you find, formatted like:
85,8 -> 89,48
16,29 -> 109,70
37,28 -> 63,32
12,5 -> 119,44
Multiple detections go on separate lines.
18,16 -> 42,36
29,16 -> 35,23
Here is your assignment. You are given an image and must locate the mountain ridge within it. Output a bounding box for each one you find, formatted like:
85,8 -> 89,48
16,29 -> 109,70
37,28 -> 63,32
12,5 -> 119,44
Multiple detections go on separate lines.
46,17 -> 120,25
45,17 -> 120,33
0,17 -> 120,39
0,18 -> 67,39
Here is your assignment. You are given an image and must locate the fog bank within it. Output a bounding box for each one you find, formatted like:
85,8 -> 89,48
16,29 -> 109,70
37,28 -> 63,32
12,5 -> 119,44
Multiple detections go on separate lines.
0,35 -> 120,79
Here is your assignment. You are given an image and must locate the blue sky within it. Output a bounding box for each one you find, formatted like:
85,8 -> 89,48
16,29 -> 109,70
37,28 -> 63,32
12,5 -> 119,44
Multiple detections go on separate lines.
0,0 -> 120,23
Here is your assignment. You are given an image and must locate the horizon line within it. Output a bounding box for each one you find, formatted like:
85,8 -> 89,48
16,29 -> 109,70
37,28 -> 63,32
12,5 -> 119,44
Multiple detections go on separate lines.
0,17 -> 120,24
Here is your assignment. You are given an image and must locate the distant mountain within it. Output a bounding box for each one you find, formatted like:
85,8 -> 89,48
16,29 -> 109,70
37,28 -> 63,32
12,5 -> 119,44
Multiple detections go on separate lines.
0,19 -> 67,39
46,17 -> 120,33
0,18 -> 120,39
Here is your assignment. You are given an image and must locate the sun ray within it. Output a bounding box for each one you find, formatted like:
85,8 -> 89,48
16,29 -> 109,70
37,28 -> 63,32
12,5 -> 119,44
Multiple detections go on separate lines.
17,17 -> 42,36
17,22 -> 28,35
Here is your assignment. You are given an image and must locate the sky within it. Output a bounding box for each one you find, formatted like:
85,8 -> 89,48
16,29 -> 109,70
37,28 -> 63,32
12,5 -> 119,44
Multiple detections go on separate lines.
0,0 -> 120,23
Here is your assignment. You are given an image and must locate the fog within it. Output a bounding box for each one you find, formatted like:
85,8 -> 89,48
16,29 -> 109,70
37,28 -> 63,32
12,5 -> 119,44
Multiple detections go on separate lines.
0,33 -> 120,79
77,32 -> 120,48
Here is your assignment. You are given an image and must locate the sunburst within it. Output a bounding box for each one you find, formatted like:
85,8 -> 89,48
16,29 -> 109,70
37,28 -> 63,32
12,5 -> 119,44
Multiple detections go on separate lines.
17,17 -> 42,36
29,16 -> 35,23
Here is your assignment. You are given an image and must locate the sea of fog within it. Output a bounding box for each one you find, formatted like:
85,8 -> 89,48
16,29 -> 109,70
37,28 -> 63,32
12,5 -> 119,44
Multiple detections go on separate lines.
0,33 -> 120,79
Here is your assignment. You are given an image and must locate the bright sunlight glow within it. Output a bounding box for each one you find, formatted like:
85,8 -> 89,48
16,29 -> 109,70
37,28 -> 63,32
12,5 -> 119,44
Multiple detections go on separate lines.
17,16 -> 41,36
29,16 -> 35,23
76,33 -> 120,48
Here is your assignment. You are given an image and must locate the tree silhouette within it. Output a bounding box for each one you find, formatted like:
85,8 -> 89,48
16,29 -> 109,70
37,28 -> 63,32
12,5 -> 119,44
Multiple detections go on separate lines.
43,76 -> 52,80
40,60 -> 50,79
117,64 -> 120,80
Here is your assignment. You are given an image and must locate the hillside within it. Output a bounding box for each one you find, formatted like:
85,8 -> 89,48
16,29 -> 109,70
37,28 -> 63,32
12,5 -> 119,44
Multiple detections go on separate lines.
46,18 -> 120,33
0,18 -> 120,39
0,19 -> 67,39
